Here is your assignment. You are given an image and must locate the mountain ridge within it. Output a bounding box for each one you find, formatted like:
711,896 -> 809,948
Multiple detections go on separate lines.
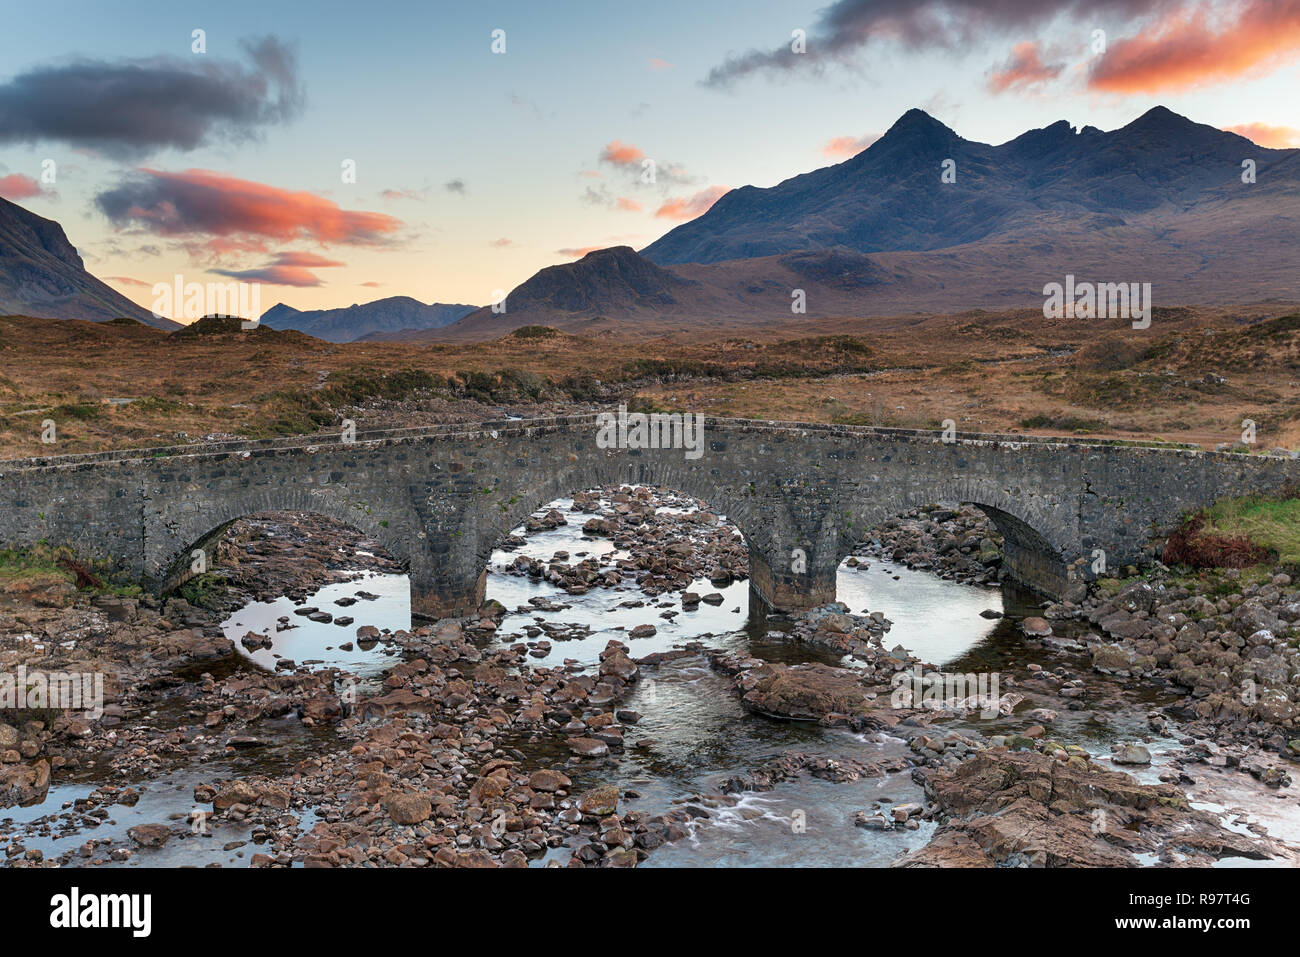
418,106 -> 1299,340
0,196 -> 174,328
640,106 -> 1299,266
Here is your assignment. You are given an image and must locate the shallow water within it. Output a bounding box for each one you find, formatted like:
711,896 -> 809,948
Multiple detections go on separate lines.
484,496 -> 1300,867
485,498 -> 999,866
220,570 -> 409,676
488,496 -> 1008,672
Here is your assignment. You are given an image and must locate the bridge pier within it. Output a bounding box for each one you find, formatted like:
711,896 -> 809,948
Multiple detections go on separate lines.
1000,540 -> 1087,602
410,568 -> 487,620
747,548 -> 838,612
977,504 -> 1087,603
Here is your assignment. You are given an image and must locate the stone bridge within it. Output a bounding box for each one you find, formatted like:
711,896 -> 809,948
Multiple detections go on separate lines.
1,414 -> 1296,618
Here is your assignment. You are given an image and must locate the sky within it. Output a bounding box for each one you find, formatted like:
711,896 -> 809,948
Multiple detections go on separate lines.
0,0 -> 1297,319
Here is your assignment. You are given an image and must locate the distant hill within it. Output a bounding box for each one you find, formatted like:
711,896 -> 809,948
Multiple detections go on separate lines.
169,314 -> 316,343
0,196 -> 174,328
641,106 -> 1300,265
260,296 -> 476,342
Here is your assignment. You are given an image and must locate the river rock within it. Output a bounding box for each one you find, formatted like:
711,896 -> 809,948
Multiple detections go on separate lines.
739,662 -> 875,727
528,769 -> 572,792
576,785 -> 619,817
1091,643 -> 1133,674
127,824 -> 171,848
212,780 -> 261,810
897,749 -> 1274,868
567,737 -> 609,758
1113,744 -> 1152,765
384,792 -> 432,825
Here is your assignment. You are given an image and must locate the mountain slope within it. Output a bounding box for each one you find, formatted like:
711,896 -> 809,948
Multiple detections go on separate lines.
259,296 -> 477,342
641,106 -> 1300,265
437,246 -> 700,337
0,196 -> 171,327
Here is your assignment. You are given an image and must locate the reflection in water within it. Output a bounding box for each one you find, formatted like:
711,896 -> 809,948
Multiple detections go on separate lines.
221,571 -> 408,676
834,559 -> 1005,666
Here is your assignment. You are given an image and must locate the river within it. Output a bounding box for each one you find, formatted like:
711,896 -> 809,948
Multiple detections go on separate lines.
4,493 -> 1293,868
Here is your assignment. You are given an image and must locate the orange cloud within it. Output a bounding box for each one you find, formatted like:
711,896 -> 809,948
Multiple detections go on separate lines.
489,237 -> 515,247
616,197 -> 643,212
105,276 -> 151,287
988,41 -> 1064,93
654,185 -> 728,221
272,251 -> 346,268
557,245 -> 606,258
96,169 -> 403,245
1223,122 -> 1300,147
0,173 -> 44,200
649,57 -> 674,71
1089,1 -> 1300,94
600,139 -> 645,167
821,133 -> 881,159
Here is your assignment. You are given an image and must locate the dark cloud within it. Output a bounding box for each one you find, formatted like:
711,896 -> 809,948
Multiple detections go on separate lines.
211,264 -> 326,287
701,0 -> 1171,87
0,36 -> 303,158
444,179 -> 467,194
212,253 -> 344,287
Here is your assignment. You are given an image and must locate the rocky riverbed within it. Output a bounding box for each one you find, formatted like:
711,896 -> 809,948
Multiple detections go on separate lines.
1,491 -> 1296,867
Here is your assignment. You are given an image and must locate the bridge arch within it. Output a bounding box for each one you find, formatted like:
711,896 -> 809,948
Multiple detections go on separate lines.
421,451 -> 802,619
144,485 -> 418,591
834,472 -> 1083,600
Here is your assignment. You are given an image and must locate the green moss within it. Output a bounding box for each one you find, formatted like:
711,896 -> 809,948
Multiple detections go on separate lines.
177,572 -> 225,609
1197,495 -> 1300,565
0,543 -> 72,584
0,543 -> 138,595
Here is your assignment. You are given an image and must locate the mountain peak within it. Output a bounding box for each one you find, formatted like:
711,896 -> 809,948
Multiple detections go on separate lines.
894,107 -> 943,127
259,296 -> 476,342
882,108 -> 955,139
577,245 -> 638,262
869,108 -> 960,155
1125,105 -> 1195,132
